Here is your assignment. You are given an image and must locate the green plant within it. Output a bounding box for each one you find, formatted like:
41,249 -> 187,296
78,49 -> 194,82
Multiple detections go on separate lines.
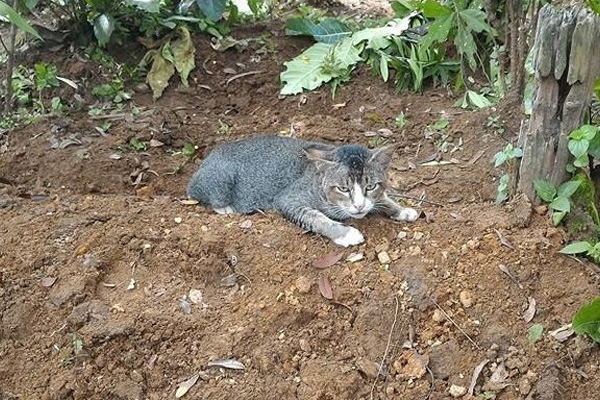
494,143 -> 523,204
130,137 -> 148,151
217,119 -> 231,135
486,115 -> 505,135
395,111 -> 407,129
572,296 -> 600,343
560,240 -> 600,263
534,179 -> 581,225
92,79 -> 132,103
566,125 -> 600,172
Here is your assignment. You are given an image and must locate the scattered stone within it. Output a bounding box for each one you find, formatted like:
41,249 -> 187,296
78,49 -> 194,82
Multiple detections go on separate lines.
239,219 -> 253,229
408,245 -> 421,256
432,309 -> 445,323
113,379 -> 143,400
299,338 -> 312,352
392,350 -> 429,379
397,231 -> 408,240
295,276 -> 312,294
459,290 -> 475,308
377,251 -> 391,265
449,384 -> 466,398
413,231 -> 424,240
174,217 -> 183,224
346,252 -> 364,262
356,358 -> 380,379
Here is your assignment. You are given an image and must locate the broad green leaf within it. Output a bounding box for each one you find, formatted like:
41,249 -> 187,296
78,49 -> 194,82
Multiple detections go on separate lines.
467,90 -> 492,108
390,0 -> 415,17
93,14 -> 115,46
493,151 -> 507,167
421,13 -> 453,49
549,196 -> 570,212
379,54 -> 389,82
458,9 -> 494,34
351,16 -> 413,49
560,241 -> 593,254
455,27 -> 477,70
285,18 -> 352,44
280,38 -> 361,95
568,138 -> 589,158
196,0 -> 226,21
126,0 -> 160,13
533,179 -> 556,203
572,296 -> 600,343
171,27 -> 196,86
528,324 -> 544,344
574,154 -> 589,168
579,125 -> 598,141
588,130 -> 600,158
557,180 -> 581,198
513,147 -> 523,158
0,0 -> 41,39
552,210 -> 567,226
418,0 -> 451,17
146,49 -> 175,99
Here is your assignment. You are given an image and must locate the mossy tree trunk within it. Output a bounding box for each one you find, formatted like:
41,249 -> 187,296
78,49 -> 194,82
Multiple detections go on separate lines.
517,4 -> 600,201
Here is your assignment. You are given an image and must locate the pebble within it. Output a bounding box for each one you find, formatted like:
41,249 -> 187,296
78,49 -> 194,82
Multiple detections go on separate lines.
459,290 -> 475,308
174,217 -> 182,224
408,246 -> 421,255
346,252 -> 364,262
377,251 -> 391,265
432,309 -> 445,323
397,231 -> 408,240
295,277 -> 312,294
413,231 -> 424,240
356,358 -> 380,379
299,338 -> 312,352
449,384 -> 466,397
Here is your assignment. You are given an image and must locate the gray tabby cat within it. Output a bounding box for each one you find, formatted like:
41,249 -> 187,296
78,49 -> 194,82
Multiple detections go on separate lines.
187,135 -> 419,247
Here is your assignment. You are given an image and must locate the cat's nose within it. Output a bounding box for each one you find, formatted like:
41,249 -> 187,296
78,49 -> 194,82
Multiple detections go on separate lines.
354,203 -> 365,212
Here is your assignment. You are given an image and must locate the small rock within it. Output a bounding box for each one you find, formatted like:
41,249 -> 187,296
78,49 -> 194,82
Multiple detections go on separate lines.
408,245 -> 421,255
459,290 -> 475,308
413,231 -> 424,240
449,384 -> 466,398
174,217 -> 183,224
432,309 -> 445,323
397,231 -> 408,240
346,252 -> 364,262
299,338 -> 312,352
518,376 -> 532,395
466,238 -> 480,250
295,276 -> 312,294
392,351 -> 429,379
239,219 -> 253,229
375,242 -> 390,253
534,205 -> 548,215
377,251 -> 391,265
356,358 -> 380,379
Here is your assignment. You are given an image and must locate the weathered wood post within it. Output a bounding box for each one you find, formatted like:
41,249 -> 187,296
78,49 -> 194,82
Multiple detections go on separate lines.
517,4 -> 600,201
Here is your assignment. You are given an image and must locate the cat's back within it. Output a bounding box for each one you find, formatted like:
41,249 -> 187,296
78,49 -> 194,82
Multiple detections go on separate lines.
188,135 -> 320,212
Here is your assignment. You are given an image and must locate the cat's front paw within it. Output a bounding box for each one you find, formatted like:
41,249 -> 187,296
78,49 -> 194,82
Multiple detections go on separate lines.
333,227 -> 364,247
392,207 -> 420,222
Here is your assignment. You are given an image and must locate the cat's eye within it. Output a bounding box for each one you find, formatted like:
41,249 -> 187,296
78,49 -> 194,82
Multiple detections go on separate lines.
365,183 -> 379,191
336,186 -> 350,193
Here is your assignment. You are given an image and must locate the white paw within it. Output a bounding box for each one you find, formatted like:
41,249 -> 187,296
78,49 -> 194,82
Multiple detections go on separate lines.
393,207 -> 420,222
214,206 -> 235,214
333,227 -> 365,247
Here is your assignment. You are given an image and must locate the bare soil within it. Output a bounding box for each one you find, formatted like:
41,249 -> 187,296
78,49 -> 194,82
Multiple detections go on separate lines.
1,23 -> 599,400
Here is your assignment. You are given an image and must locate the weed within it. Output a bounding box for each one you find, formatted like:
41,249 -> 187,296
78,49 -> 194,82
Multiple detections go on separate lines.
217,120 -> 232,135
494,143 -> 523,203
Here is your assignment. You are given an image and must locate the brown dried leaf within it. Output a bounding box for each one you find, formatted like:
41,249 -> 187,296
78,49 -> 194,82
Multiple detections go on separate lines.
468,359 -> 490,395
523,297 -> 536,322
175,373 -> 200,398
312,252 -> 344,269
318,275 -> 333,300
40,277 -> 57,287
180,199 -> 199,205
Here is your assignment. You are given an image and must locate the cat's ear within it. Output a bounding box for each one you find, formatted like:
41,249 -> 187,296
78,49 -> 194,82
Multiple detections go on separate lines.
369,144 -> 397,169
304,148 -> 336,165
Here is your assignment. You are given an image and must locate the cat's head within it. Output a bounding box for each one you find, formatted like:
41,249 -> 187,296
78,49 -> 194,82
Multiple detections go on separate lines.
305,144 -> 395,219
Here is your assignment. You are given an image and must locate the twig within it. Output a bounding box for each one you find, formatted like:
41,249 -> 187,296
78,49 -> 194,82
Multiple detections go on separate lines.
430,298 -> 481,350
424,366 -> 435,400
493,228 -> 515,249
370,296 -> 400,400
226,70 -> 263,86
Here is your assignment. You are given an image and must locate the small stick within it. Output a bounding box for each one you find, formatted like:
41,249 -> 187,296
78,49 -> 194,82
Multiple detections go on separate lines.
424,366 -> 435,400
370,296 -> 401,400
226,70 -> 263,86
430,298 -> 481,350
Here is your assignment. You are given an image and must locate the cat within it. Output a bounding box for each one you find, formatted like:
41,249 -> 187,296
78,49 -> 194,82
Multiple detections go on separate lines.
187,135 -> 419,247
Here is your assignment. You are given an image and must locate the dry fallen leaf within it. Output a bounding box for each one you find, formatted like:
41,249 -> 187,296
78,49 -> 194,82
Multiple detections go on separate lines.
523,297 -> 536,322
312,252 -> 344,269
207,358 -> 245,370
549,324 -> 575,342
346,252 -> 364,262
175,373 -> 200,398
180,199 -> 199,205
149,139 -> 164,147
468,359 -> 489,395
318,275 -> 333,300
40,277 -> 57,288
